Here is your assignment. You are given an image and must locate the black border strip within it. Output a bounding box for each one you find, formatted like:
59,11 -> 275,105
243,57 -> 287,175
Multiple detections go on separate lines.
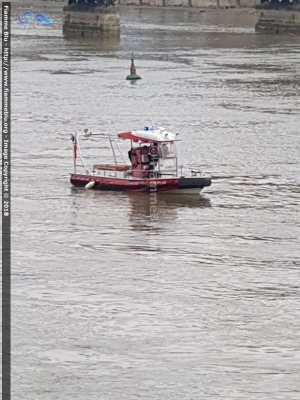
2,3 -> 11,400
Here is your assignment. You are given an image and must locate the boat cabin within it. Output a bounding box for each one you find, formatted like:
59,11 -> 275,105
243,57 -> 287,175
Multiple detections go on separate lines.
70,126 -> 211,192
72,127 -> 181,180
118,127 -> 180,178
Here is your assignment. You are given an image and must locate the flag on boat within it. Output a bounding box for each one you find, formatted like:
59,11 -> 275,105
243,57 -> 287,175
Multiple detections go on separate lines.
73,143 -> 77,160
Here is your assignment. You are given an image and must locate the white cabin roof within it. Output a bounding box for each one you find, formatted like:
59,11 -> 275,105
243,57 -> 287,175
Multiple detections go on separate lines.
118,127 -> 180,143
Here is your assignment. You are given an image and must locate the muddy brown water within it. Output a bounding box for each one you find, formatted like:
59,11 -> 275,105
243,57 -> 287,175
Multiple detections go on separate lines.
6,2 -> 300,399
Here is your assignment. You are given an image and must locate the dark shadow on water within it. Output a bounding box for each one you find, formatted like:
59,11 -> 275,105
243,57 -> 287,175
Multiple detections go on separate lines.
128,192 -> 211,213
63,36 -> 120,53
69,187 -> 211,210
69,187 -> 211,231
127,192 -> 211,232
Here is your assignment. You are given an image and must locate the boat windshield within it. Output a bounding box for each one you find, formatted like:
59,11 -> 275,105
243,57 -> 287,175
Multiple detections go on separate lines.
160,142 -> 176,158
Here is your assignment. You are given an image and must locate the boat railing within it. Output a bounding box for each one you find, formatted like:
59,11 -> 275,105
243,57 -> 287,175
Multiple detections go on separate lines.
72,131 -> 129,174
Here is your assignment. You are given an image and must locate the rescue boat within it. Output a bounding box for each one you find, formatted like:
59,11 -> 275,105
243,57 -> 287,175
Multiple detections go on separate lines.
69,126 -> 211,194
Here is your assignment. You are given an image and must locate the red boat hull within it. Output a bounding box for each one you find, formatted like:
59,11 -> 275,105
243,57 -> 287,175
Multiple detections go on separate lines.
70,174 -> 211,193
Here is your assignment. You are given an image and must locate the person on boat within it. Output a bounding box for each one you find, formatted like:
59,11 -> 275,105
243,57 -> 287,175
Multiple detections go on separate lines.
128,148 -> 138,168
162,143 -> 170,157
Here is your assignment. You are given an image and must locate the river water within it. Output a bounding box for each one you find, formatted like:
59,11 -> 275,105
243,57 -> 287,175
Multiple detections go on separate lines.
8,2 -> 300,399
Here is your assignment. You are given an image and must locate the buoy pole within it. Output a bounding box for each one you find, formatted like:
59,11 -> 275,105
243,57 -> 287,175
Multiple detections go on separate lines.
130,53 -> 136,75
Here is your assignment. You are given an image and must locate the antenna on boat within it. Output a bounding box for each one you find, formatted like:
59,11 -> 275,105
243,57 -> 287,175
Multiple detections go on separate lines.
142,116 -> 155,130
149,116 -> 155,128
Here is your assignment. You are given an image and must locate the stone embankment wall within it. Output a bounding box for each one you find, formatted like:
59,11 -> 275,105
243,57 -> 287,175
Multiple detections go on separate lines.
118,0 -> 260,8
255,10 -> 300,33
63,7 -> 120,37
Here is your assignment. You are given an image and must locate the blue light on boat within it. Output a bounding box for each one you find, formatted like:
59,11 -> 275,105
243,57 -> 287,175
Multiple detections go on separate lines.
143,126 -> 149,131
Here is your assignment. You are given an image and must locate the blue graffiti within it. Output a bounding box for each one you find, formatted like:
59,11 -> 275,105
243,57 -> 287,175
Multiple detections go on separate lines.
35,13 -> 53,25
18,11 -> 34,25
18,11 -> 53,25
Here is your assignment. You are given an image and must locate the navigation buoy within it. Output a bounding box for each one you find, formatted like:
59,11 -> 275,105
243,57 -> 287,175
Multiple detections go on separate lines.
126,52 -> 141,81
85,181 -> 95,189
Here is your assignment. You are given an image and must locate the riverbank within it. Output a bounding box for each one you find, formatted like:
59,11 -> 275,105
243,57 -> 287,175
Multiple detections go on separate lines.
255,9 -> 300,33
12,0 -> 300,34
119,4 -> 257,12
11,0 -> 256,11
118,0 -> 260,9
